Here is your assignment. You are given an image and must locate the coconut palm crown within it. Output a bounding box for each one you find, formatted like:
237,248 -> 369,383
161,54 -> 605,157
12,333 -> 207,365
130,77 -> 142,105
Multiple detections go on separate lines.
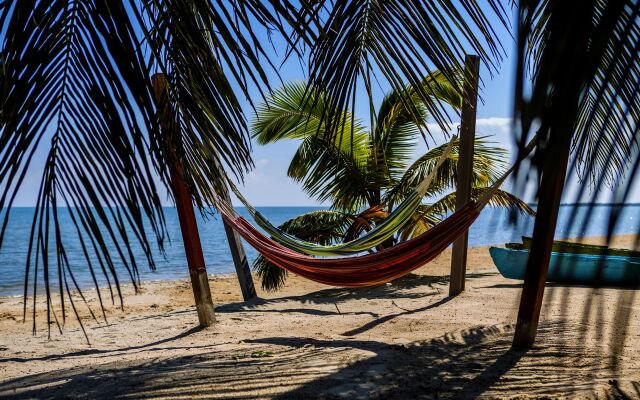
251,73 -> 534,290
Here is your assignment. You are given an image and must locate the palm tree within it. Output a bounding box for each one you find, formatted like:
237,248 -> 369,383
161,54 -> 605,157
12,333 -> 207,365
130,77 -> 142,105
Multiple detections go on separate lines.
0,1 -> 510,331
0,0 -> 308,332
251,76 -> 534,290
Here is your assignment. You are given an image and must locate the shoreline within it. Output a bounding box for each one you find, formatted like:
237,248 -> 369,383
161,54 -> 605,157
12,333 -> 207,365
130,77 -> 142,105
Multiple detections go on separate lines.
2,233 -> 638,300
1,234 -> 639,398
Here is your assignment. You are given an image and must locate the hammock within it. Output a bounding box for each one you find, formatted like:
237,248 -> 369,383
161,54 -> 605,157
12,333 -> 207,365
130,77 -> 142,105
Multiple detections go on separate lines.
227,137 -> 458,256
215,136 -> 535,288
216,159 -> 517,287
219,201 -> 480,287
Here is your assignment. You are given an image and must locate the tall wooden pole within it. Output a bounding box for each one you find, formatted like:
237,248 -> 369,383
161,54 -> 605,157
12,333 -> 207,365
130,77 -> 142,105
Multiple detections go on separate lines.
512,133 -> 572,348
449,54 -> 480,296
217,180 -> 257,301
511,0 -> 593,348
152,74 -> 215,327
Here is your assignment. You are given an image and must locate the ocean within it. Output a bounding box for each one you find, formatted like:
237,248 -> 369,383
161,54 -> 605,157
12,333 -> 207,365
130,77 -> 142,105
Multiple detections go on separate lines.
1,204 -> 639,296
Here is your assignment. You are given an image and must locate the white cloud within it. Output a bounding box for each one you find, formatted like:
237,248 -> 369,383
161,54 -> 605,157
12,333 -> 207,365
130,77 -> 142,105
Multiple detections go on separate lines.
476,117 -> 512,127
425,117 -> 513,137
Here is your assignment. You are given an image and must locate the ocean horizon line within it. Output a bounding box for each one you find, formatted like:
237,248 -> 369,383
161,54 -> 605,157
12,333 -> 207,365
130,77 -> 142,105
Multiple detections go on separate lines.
4,202 -> 640,210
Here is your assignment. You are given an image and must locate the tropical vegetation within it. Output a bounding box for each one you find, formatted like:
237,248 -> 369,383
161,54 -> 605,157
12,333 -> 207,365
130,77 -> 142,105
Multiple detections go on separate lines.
0,1 -> 508,328
1,0 -> 638,343
251,75 -> 534,290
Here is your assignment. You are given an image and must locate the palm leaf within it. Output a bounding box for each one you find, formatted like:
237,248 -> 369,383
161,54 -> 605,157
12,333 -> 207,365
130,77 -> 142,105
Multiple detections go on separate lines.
0,0 -> 307,335
288,136 -> 374,210
343,204 -> 389,242
142,1 -> 313,207
516,0 -> 640,204
372,68 -> 465,187
386,136 -> 508,207
398,188 -> 535,241
0,1 -> 169,337
252,82 -> 374,210
253,210 -> 354,290
306,0 -> 508,140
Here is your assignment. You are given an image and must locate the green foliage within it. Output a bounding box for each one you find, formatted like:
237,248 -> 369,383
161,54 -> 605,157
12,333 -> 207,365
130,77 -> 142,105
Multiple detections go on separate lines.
253,210 -> 354,291
253,75 -> 533,291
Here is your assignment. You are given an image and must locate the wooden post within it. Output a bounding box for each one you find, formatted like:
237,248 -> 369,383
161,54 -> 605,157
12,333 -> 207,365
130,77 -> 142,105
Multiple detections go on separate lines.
217,181 -> 257,301
152,74 -> 215,327
511,0 -> 594,349
512,137 -> 571,348
449,54 -> 480,296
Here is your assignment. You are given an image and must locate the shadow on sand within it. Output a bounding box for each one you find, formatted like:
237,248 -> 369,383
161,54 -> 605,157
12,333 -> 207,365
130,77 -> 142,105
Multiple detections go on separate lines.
217,272 -> 492,312
1,272 -> 636,399
1,325 -> 635,398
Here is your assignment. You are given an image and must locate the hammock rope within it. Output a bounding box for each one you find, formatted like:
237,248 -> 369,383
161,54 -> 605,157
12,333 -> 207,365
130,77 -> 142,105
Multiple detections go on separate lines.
225,136 -> 458,256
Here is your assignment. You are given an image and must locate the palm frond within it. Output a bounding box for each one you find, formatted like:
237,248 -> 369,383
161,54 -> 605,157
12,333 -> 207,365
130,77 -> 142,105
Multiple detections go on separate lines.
143,1 -> 312,207
306,0 -> 508,140
372,68 -> 465,186
0,0 -> 307,334
0,1 -> 166,336
343,204 -> 389,242
397,204 -> 448,241
517,0 -> 640,202
253,256 -> 290,292
252,81 -> 373,210
288,136 -> 374,210
252,81 -> 367,148
253,210 -> 354,290
398,188 -> 535,241
385,136 -> 508,207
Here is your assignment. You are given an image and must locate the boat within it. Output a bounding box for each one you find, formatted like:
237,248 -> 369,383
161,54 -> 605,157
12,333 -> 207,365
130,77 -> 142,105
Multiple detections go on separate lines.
489,247 -> 640,285
505,236 -> 640,258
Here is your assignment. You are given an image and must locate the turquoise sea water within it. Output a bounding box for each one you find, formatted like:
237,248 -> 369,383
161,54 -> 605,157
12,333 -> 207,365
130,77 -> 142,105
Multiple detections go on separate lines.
1,204 -> 639,296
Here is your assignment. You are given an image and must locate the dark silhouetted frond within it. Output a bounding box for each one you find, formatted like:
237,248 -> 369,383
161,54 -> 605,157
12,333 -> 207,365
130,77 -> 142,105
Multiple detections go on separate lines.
306,0 -> 509,140
0,0 -> 307,336
522,0 -> 640,190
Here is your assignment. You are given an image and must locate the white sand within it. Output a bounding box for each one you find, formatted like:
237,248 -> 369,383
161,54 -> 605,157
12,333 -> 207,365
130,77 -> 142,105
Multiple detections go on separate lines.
1,235 -> 639,399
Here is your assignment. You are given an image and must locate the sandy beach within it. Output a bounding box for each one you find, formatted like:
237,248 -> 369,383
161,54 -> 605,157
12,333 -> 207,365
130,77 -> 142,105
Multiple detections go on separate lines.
1,235 -> 639,399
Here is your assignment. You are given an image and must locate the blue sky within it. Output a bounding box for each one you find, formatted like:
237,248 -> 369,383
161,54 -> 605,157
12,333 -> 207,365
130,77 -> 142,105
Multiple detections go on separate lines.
10,6 -> 638,207
230,10 -> 523,207
231,29 -> 635,206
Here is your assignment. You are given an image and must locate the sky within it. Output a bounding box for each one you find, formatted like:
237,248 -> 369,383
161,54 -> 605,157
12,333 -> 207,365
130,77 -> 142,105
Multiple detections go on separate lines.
8,5 -> 639,207
229,12 -> 636,207
230,9 -> 523,207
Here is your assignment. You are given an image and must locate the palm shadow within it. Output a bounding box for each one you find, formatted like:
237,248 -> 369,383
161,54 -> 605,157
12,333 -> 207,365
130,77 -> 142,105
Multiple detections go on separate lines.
218,272 -> 494,314
1,322 -> 631,399
0,326 -> 205,364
